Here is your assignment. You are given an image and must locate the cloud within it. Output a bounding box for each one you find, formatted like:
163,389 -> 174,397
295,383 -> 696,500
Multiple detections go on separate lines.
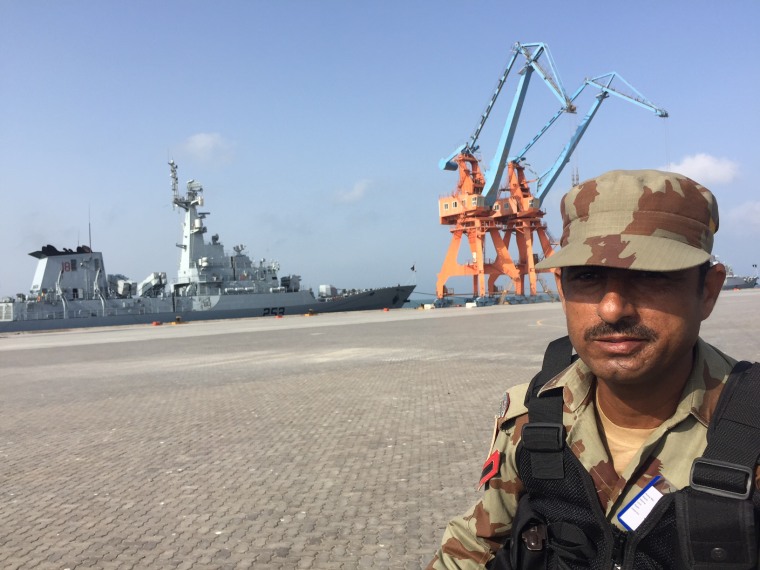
180,133 -> 235,164
334,179 -> 370,203
661,154 -> 739,185
725,201 -> 760,233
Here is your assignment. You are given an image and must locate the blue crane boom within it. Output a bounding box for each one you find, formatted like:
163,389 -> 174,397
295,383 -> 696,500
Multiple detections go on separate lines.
439,42 -> 574,182
440,44 -> 668,208
531,72 -> 668,204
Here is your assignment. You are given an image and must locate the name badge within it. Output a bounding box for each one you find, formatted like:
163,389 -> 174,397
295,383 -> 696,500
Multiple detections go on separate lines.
617,476 -> 664,531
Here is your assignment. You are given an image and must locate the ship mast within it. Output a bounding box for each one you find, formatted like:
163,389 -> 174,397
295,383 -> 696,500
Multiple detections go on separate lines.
170,161 -> 208,287
170,159 -> 180,204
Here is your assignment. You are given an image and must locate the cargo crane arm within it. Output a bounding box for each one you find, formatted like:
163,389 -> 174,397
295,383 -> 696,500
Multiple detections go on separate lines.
438,47 -> 525,171
439,42 -> 576,207
526,72 -> 668,205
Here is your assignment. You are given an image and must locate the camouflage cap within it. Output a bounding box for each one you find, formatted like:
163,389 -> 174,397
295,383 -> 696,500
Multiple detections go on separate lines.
535,169 -> 719,271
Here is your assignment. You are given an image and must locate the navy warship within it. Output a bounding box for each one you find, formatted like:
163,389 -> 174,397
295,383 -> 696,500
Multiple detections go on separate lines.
722,267 -> 758,290
712,256 -> 758,290
0,161 -> 414,332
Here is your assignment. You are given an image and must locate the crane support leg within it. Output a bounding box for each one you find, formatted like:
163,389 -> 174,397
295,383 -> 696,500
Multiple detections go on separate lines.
466,230 -> 486,297
437,228 -> 489,298
485,227 -> 520,295
516,223 -> 538,296
436,230 -> 465,298
438,223 -> 513,299
536,225 -> 555,260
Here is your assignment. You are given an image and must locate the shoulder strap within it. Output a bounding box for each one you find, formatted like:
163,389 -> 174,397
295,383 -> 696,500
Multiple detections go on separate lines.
521,336 -> 575,479
691,360 -> 760,498
514,337 -> 616,567
679,361 -> 760,569
524,335 -> 575,409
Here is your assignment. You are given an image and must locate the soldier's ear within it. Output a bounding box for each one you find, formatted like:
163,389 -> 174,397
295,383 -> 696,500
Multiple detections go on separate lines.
554,269 -> 567,312
700,263 -> 725,320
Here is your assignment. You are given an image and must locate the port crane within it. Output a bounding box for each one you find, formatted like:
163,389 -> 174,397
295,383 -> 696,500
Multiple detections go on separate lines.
436,42 -> 668,300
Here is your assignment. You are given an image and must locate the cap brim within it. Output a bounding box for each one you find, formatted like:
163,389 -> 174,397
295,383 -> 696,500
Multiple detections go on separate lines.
535,234 -> 711,271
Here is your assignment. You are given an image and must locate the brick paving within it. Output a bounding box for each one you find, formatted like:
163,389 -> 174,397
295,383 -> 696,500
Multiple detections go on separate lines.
1,290 -> 759,569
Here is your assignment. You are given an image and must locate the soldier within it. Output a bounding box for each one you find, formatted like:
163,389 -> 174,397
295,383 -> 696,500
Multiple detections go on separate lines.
427,169 -> 760,569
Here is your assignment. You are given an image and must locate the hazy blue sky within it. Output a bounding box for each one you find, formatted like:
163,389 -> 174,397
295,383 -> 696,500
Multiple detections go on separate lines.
2,1 -> 758,301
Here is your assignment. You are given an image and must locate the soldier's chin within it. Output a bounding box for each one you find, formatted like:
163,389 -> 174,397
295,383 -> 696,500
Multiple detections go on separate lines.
585,354 -> 652,383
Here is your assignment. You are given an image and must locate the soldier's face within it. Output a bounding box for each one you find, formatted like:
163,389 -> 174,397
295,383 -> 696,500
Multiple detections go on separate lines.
555,265 -> 724,388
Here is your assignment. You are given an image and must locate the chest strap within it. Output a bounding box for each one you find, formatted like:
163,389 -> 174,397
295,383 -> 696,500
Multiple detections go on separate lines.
691,360 -> 760,498
678,361 -> 760,569
521,336 -> 574,480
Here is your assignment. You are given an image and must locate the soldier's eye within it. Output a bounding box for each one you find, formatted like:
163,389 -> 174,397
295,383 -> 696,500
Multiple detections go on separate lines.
571,270 -> 600,281
640,271 -> 667,280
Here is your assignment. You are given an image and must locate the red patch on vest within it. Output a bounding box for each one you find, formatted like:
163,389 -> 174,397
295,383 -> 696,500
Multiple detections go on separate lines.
479,450 -> 501,489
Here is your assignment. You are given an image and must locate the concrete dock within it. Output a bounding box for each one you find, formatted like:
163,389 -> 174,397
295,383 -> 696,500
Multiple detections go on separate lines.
2,290 -> 759,570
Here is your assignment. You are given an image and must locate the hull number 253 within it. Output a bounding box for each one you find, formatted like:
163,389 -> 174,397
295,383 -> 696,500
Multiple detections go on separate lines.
263,307 -> 286,316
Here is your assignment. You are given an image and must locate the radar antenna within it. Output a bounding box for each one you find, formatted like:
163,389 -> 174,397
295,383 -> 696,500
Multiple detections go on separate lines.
169,160 -> 179,206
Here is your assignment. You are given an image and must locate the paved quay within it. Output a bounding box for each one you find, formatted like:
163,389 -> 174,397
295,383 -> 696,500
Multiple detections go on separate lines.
2,289 -> 759,570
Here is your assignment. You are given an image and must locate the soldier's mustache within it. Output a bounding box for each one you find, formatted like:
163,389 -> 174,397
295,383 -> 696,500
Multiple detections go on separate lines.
584,322 -> 658,342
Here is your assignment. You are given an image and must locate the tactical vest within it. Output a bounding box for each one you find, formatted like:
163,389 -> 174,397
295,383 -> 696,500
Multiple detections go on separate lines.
488,336 -> 760,570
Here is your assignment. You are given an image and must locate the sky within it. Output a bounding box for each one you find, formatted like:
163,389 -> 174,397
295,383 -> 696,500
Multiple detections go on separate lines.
2,1 -> 759,302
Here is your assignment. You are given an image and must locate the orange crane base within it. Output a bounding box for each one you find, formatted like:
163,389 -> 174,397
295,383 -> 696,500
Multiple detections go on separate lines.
436,158 -> 556,299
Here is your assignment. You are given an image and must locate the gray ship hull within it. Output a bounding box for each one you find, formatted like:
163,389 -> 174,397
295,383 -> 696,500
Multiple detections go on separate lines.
2,162 -> 415,334
0,285 -> 415,333
722,275 -> 758,290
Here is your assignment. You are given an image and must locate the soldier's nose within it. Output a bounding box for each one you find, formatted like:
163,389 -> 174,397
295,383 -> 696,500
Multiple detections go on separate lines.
596,280 -> 637,324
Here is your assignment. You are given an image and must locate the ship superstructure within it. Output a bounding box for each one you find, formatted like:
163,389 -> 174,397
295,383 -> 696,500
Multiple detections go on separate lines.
168,160 -> 301,298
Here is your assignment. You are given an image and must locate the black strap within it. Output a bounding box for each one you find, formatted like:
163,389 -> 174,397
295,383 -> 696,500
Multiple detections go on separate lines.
524,335 -> 575,409
522,336 -> 574,479
680,361 -> 760,569
692,361 -> 760,498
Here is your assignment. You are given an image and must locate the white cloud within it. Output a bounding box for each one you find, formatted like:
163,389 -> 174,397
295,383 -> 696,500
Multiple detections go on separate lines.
180,133 -> 234,164
661,153 -> 739,185
334,179 -> 370,203
725,201 -> 760,233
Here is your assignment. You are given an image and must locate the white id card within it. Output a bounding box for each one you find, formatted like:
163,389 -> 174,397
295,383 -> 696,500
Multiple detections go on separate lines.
617,476 -> 664,531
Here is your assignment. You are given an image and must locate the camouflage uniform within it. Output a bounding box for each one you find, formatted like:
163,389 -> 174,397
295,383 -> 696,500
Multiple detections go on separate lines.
426,337 -> 752,569
427,170 -> 757,568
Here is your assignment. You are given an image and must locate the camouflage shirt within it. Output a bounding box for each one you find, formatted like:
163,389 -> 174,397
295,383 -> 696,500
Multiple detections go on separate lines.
427,338 -> 759,569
